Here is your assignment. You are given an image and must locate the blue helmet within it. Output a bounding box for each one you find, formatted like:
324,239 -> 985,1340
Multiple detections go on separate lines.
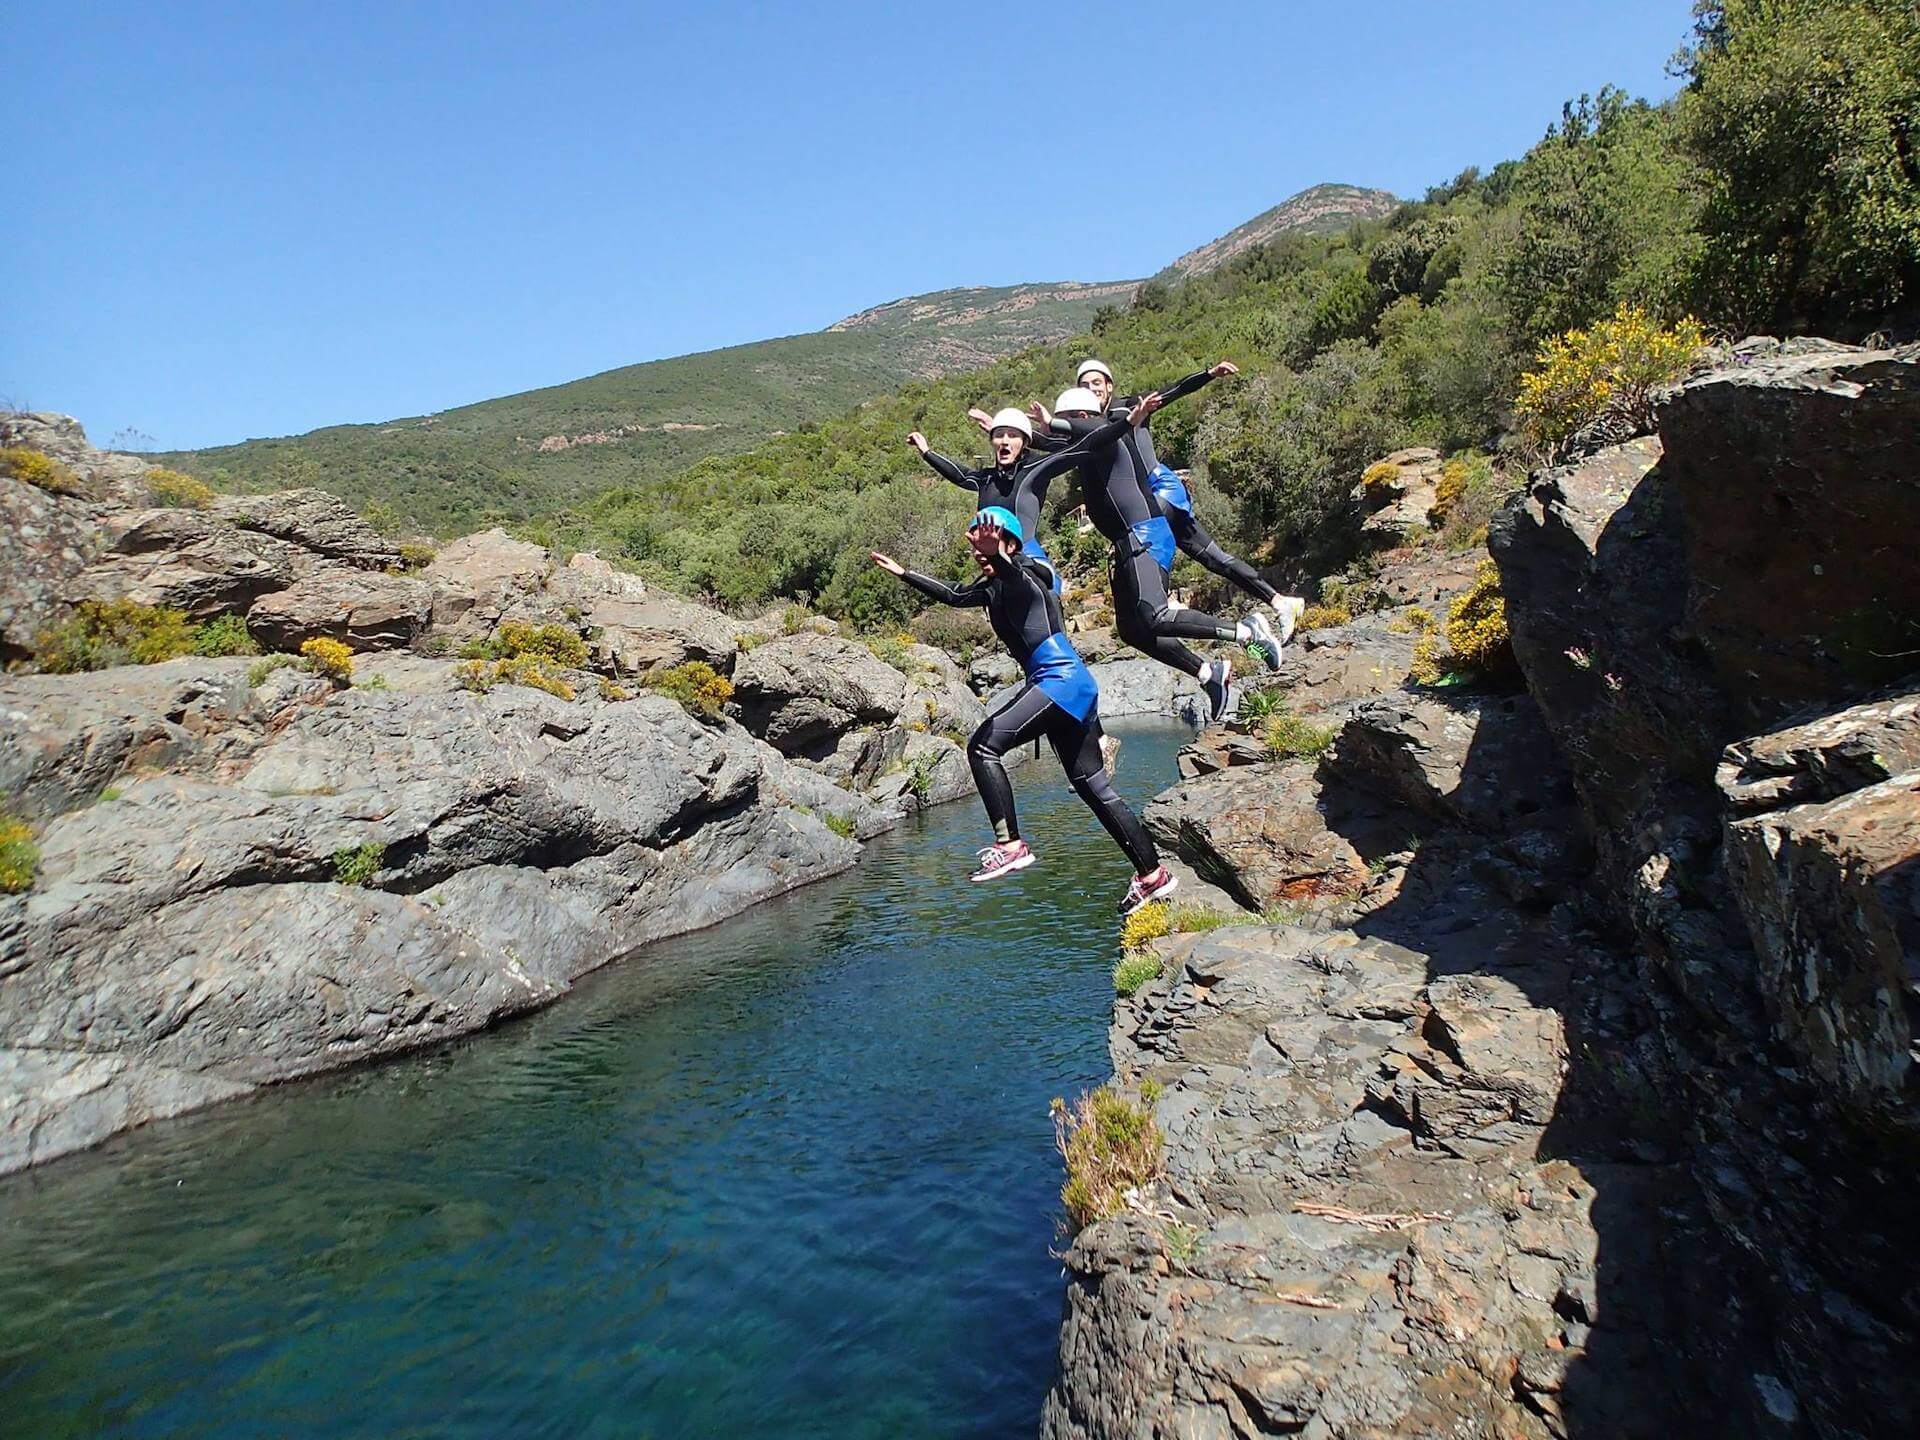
969,506 -> 1024,546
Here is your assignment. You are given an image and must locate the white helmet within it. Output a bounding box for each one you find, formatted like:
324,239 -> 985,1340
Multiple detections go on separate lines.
1076,359 -> 1114,385
987,407 -> 1033,440
1054,386 -> 1103,415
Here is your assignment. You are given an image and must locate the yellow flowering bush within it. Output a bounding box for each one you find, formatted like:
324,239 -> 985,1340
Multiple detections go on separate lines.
0,811 -> 39,894
145,467 -> 215,508
1121,900 -> 1172,952
1514,305 -> 1705,448
644,660 -> 733,719
1,446 -> 83,496
33,599 -> 197,672
1445,560 -> 1513,671
1299,601 -> 1352,631
464,620 -> 587,667
299,636 -> 355,681
1361,459 -> 1401,491
456,654 -> 574,700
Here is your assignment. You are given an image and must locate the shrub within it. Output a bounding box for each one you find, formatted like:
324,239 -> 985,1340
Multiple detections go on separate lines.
1113,951 -> 1163,997
191,614 -> 259,657
1514,305 -> 1705,450
330,841 -> 384,887
1121,900 -> 1172,952
464,620 -> 588,667
903,752 -> 939,806
1052,1086 -> 1164,1231
0,811 -> 38,894
1261,711 -> 1335,762
33,599 -> 197,672
597,677 -> 632,702
145,467 -> 215,508
1445,560 -> 1513,672
1410,631 -> 1447,686
1361,459 -> 1401,491
781,603 -> 814,636
1,446 -> 82,496
457,654 -> 574,699
395,541 -> 438,570
1298,602 -> 1352,631
868,632 -> 921,674
644,660 -> 732,718
299,636 -> 355,682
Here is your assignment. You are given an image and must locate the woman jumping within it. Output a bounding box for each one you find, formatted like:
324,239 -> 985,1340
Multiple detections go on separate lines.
871,507 -> 1178,916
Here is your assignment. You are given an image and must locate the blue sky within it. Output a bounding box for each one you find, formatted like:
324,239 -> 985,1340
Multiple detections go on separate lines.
2,1 -> 1694,450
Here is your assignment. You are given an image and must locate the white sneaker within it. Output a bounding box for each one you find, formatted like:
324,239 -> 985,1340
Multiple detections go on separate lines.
1272,595 -> 1306,645
970,840 -> 1035,883
1243,611 -> 1284,673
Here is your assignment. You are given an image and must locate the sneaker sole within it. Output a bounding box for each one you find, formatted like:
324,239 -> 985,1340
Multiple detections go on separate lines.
971,852 -> 1036,882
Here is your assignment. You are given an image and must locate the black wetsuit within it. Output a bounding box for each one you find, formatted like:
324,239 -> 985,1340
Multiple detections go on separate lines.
917,413 -> 1138,586
1110,377 -> 1278,604
894,552 -> 1158,875
1049,374 -> 1240,678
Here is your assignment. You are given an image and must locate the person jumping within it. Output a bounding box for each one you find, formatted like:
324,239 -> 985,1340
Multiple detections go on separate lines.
870,508 -> 1178,916
1030,371 -> 1280,722
1070,358 -> 1305,640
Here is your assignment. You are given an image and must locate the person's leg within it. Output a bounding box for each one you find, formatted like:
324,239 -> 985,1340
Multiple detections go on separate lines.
967,682 -> 1055,843
1047,711 -> 1160,875
1169,507 -> 1279,604
1112,549 -> 1208,677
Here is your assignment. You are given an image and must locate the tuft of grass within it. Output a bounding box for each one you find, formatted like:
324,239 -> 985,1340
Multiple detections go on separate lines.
0,811 -> 39,894
144,467 -> 215,508
903,752 -> 939,805
299,636 -> 354,682
823,811 -> 857,839
1113,951 -> 1163,997
643,660 -> 732,718
248,653 -> 298,686
1162,1220 -> 1200,1264
330,842 -> 385,887
1261,711 -> 1334,762
356,674 -> 391,691
1236,685 -> 1289,723
597,677 -> 632,702
1052,1086 -> 1164,1232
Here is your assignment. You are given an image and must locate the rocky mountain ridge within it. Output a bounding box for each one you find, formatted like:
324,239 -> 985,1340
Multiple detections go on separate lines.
1045,338 -> 1920,1438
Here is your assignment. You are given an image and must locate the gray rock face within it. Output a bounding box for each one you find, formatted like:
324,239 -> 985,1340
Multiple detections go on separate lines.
246,567 -> 433,651
1085,659 -> 1207,723
68,507 -> 298,619
0,475 -> 100,660
731,634 -> 909,756
211,488 -> 401,570
590,590 -> 739,677
1144,763 -> 1364,912
419,528 -> 554,634
0,413 -> 155,507
0,663 -> 858,1174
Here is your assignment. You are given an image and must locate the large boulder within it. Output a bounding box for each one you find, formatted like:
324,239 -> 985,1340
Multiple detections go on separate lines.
212,488 -> 401,571
1353,445 -> 1443,541
0,413 -> 154,507
419,528 -> 555,633
589,590 -> 740,676
0,475 -> 100,660
0,671 -> 858,1174
731,634 -> 909,756
1143,762 -> 1365,910
1084,658 -> 1207,722
247,567 -> 432,652
66,507 -> 298,619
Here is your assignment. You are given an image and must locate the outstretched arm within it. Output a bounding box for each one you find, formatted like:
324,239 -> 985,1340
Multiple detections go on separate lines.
1157,360 -> 1239,408
1022,395 -> 1165,486
872,551 -> 988,607
907,432 -> 979,491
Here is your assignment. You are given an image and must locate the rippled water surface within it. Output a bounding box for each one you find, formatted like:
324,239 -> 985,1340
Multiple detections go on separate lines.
0,719 -> 1194,1439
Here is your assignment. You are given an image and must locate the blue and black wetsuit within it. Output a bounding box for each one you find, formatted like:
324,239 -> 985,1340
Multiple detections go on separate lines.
917,413 -> 1138,593
894,552 -> 1159,875
1111,375 -> 1278,604
1048,380 -> 1240,679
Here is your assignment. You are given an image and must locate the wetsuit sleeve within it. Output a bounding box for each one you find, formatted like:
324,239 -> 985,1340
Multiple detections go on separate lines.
897,569 -> 989,607
1020,411 -> 1140,487
1156,369 -> 1216,407
920,449 -> 979,491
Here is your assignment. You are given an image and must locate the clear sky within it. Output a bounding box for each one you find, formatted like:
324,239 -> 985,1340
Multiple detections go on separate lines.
2,0 -> 1694,450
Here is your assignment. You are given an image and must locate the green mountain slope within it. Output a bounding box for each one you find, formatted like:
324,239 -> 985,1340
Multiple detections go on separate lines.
160,186 -> 1392,534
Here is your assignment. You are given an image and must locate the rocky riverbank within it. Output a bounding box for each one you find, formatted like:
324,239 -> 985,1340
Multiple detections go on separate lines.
1044,338 -> 1920,1438
0,414 -> 1148,1174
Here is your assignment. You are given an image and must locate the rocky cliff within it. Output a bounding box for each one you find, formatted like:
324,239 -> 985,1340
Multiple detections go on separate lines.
0,415 -> 1077,1174
1045,339 -> 1919,1437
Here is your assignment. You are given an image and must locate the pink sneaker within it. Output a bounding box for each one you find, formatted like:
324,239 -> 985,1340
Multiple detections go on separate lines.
1118,865 -> 1179,916
971,840 -> 1035,883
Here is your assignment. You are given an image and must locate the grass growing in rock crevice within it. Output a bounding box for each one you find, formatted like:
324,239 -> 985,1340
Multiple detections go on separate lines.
330,842 -> 385,887
1052,1085 -> 1164,1232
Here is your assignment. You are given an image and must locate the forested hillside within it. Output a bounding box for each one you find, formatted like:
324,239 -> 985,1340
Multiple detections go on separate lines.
531,0 -> 1916,627
156,191 -> 1392,534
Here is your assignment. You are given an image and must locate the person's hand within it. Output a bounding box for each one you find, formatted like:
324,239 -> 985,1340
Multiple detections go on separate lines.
1027,401 -> 1052,426
870,552 -> 906,576
906,431 -> 930,454
1128,391 -> 1165,425
967,520 -> 1005,561
967,408 -> 993,433
1209,360 -> 1239,379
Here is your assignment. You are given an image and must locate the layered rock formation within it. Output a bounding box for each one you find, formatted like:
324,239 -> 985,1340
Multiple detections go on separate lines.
1047,339 -> 1920,1438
